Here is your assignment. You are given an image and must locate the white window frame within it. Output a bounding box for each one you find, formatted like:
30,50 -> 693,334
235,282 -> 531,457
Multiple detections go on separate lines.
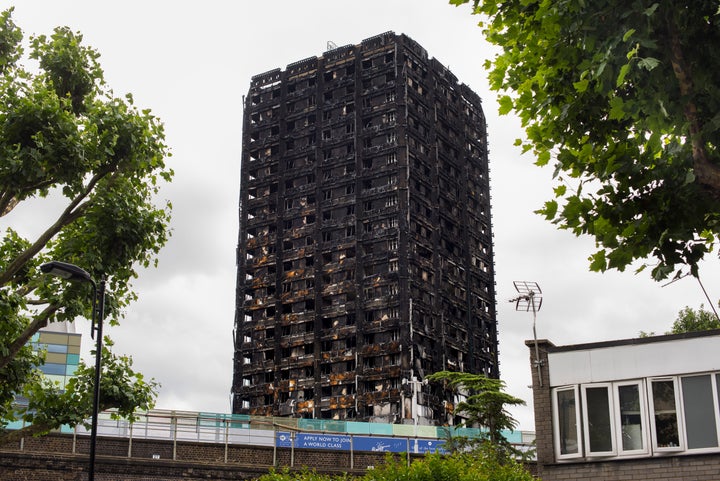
554,373 -> 720,461
552,385 -> 583,460
613,380 -> 650,456
678,373 -> 720,453
647,377 -> 685,453
581,383 -> 617,457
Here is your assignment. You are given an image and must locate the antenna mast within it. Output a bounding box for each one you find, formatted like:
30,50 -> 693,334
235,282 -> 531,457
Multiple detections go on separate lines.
510,281 -> 544,387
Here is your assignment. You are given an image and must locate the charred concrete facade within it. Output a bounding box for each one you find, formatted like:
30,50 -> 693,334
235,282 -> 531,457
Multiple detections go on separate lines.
232,32 -> 497,424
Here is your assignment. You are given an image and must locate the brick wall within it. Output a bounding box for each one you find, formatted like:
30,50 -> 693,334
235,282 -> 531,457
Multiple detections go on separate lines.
0,433 -> 416,480
527,339 -> 720,481
540,454 -> 720,481
526,338 -> 554,471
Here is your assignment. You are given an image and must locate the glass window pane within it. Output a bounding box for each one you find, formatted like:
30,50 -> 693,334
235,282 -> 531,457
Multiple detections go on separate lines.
586,386 -> 613,452
618,384 -> 644,451
717,373 -> 720,419
46,344 -> 68,353
40,363 -> 66,376
682,375 -> 718,449
652,380 -> 680,448
556,389 -> 579,455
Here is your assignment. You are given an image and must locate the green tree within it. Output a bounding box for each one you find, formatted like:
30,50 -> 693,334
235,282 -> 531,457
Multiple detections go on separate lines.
0,9 -> 172,443
257,467 -> 352,481
639,304 -> 720,337
670,305 -> 720,333
426,371 -> 525,455
365,446 -> 533,481
3,340 -> 158,446
452,0 -> 720,281
254,446 -> 534,481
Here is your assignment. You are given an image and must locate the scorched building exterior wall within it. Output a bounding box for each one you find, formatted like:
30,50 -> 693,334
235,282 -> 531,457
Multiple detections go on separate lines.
232,32 -> 497,424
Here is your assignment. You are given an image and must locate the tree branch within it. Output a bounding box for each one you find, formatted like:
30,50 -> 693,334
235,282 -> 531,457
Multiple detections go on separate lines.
0,419 -> 56,447
0,303 -> 58,371
667,17 -> 720,193
0,201 -> 90,286
0,191 -> 19,217
0,176 -> 70,218
0,167 -> 111,286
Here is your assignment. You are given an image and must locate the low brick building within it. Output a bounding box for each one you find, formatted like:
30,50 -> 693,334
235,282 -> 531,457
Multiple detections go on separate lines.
528,329 -> 720,480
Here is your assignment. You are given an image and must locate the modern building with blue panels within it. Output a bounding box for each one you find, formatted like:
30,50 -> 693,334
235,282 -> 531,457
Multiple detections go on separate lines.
31,329 -> 82,388
6,324 -> 82,433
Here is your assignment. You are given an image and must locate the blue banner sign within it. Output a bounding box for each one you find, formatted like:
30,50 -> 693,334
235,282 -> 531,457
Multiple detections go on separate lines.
275,431 -> 447,454
297,433 -> 351,450
276,432 -> 352,450
413,439 -> 447,454
354,436 -> 407,453
276,432 -> 293,448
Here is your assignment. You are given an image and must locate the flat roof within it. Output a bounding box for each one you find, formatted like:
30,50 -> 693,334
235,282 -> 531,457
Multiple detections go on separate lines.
541,327 -> 720,353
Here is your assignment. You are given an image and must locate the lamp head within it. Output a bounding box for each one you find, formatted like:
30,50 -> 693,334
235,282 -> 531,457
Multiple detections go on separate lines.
40,261 -> 93,284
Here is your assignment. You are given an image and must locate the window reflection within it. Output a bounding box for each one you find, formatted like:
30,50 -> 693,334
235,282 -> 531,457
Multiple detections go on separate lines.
618,384 -> 644,451
585,386 -> 613,453
557,389 -> 579,455
682,375 -> 718,449
652,380 -> 679,448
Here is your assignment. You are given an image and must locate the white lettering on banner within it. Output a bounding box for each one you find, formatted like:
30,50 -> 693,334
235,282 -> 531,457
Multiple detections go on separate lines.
299,434 -> 350,450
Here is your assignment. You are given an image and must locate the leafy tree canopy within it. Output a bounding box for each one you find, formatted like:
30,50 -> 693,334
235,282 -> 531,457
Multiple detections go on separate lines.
0,8 -> 172,443
256,444 -> 533,481
453,0 -> 720,281
641,304 -> 720,337
670,304 -> 720,333
426,371 -> 525,455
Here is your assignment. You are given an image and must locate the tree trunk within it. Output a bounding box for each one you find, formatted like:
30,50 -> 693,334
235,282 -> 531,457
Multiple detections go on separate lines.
667,17 -> 720,195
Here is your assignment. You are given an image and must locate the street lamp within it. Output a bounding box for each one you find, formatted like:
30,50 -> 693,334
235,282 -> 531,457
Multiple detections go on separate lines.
40,261 -> 105,481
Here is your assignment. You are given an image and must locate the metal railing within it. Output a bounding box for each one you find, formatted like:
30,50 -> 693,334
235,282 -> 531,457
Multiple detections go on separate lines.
11,409 -> 535,466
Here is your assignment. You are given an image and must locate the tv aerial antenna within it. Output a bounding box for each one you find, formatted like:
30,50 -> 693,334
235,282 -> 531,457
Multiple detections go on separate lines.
509,281 -> 544,387
326,40 -> 338,51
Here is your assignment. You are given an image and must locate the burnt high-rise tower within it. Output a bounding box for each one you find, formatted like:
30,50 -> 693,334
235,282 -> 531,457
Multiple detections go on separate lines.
232,32 -> 497,424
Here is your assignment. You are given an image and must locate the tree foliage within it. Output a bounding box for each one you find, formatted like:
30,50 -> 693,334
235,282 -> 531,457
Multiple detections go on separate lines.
639,304 -> 720,337
426,371 -> 525,455
255,445 -> 533,481
453,0 -> 720,281
670,305 -> 720,333
257,467 -> 353,481
366,447 -> 533,481
3,339 -> 158,446
0,9 -> 172,442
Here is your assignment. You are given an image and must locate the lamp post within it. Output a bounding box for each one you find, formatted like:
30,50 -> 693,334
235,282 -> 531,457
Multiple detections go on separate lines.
40,261 -> 105,481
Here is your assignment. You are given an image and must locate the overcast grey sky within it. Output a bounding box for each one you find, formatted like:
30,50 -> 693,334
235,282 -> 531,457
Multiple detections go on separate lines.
5,0 -> 720,431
